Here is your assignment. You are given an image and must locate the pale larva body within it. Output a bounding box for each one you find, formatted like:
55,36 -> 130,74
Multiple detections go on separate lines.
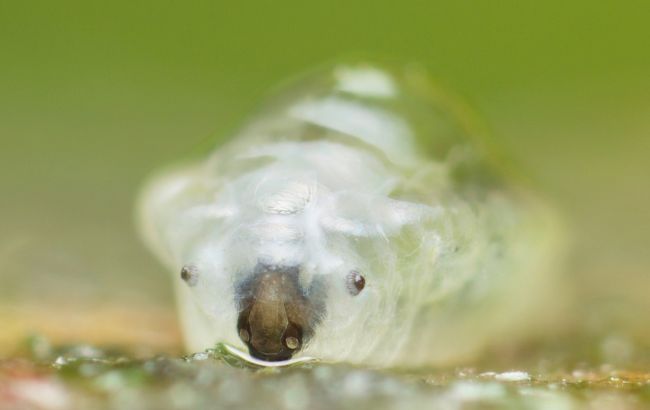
138,62 -> 564,368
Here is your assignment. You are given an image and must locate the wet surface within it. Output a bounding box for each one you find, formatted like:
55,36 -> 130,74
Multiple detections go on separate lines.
1,336 -> 648,410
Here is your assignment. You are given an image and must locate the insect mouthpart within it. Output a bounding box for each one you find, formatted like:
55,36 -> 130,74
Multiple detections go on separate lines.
235,263 -> 324,361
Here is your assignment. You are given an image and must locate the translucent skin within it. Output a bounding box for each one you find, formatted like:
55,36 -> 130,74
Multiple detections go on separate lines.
138,62 -> 564,367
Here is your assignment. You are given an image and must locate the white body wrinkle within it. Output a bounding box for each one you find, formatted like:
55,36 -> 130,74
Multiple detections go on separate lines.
138,62 -> 564,368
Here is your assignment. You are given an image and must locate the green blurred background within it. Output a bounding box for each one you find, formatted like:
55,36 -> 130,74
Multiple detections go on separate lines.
0,1 -> 648,351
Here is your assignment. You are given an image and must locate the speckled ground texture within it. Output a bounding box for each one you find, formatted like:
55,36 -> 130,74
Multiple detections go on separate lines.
1,336 -> 648,410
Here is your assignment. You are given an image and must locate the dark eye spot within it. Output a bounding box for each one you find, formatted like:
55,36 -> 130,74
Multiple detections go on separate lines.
180,264 -> 199,287
346,270 -> 365,296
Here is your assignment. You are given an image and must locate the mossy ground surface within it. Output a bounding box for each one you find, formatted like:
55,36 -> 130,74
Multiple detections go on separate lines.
1,336 -> 648,410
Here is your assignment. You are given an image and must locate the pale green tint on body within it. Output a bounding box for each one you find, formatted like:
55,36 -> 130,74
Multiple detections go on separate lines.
138,62 -> 565,367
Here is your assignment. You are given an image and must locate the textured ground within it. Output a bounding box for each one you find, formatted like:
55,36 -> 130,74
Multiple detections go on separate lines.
1,336 -> 648,410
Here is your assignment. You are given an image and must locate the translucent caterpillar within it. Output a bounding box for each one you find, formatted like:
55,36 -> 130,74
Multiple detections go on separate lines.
138,62 -> 564,367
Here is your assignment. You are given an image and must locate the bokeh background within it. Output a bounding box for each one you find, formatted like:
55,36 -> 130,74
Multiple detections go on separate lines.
1,1 -> 648,353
